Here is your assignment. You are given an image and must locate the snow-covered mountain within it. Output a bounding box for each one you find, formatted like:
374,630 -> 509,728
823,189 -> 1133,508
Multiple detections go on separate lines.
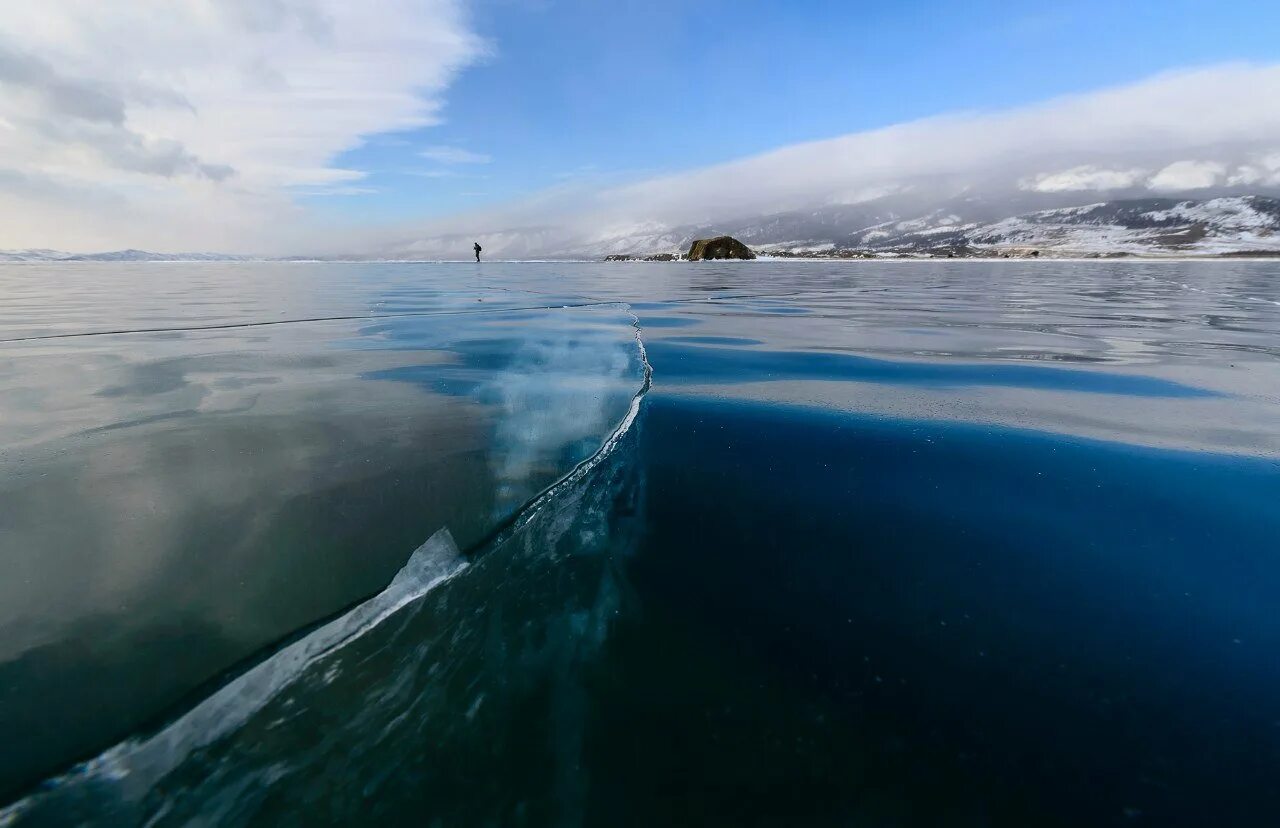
587,196 -> 1280,258
7,196 -> 1279,261
961,197 -> 1280,255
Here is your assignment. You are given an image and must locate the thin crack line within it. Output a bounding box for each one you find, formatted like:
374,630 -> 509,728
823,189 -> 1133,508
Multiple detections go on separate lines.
0,292 -> 802,344
0,301 -> 619,344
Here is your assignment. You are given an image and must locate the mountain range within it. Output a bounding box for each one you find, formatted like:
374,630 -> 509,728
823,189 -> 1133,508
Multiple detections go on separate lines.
583,195 -> 1280,259
0,249 -> 248,263
4,196 -> 1279,261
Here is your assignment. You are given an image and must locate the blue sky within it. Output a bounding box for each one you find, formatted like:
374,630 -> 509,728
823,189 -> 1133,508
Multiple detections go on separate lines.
319,0 -> 1280,224
3,1 -> 1279,253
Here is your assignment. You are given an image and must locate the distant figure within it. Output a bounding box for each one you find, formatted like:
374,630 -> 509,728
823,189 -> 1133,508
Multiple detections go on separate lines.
474,242 -> 482,262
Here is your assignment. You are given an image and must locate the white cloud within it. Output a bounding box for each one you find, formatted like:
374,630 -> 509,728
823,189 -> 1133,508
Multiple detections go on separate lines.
828,183 -> 904,205
388,63 -> 1280,258
1023,165 -> 1147,192
1148,160 -> 1226,191
3,27 -> 1280,258
0,0 -> 484,253
295,185 -> 381,197
1227,152 -> 1280,187
592,64 -> 1280,226
419,145 -> 492,164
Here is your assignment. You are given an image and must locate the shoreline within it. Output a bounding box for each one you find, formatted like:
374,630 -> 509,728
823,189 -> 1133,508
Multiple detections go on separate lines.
3,253 -> 1280,264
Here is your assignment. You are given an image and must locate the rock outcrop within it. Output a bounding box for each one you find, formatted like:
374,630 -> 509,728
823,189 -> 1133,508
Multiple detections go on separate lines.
687,236 -> 755,261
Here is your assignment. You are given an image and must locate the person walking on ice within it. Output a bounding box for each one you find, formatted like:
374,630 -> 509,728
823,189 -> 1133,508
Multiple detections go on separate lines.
473,241 -> 482,262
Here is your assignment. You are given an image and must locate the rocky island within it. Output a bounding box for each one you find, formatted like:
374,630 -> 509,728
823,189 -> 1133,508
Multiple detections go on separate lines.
687,236 -> 756,261
603,235 -> 756,262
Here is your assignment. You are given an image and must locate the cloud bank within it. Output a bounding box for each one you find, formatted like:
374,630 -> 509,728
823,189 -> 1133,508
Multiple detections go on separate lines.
390,63 -> 1280,258
1,9 -> 1278,260
0,0 -> 483,253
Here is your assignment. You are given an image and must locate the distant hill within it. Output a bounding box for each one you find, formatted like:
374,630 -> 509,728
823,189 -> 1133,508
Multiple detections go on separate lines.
0,249 -> 248,262
8,196 -> 1280,261
0,249 -> 75,262
591,196 -> 1280,258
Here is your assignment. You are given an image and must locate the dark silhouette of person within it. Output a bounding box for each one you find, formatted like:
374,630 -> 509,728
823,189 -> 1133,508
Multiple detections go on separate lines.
474,242 -> 482,262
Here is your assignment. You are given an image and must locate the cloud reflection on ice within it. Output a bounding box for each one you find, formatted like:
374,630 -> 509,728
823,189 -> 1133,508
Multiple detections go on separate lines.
482,323 -> 641,518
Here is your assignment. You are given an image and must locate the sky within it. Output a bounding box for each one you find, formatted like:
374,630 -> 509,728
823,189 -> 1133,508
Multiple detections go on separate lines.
0,0 -> 1278,255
